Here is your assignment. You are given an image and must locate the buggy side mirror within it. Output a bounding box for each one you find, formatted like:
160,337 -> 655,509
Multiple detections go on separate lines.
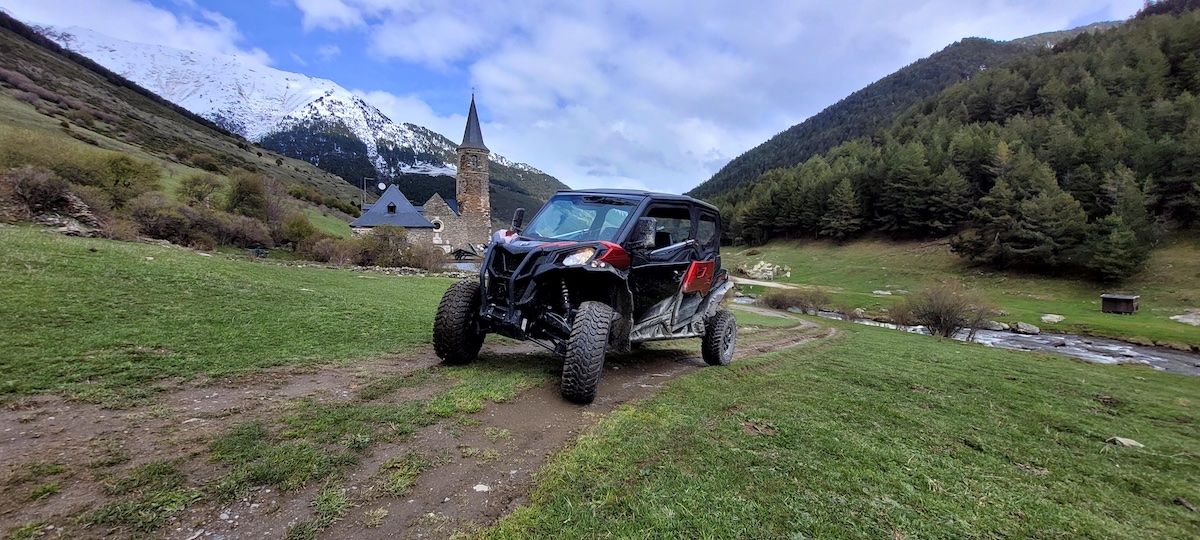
511,208 -> 525,232
629,217 -> 657,249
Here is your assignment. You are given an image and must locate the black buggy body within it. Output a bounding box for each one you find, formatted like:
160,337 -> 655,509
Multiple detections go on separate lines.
433,189 -> 737,403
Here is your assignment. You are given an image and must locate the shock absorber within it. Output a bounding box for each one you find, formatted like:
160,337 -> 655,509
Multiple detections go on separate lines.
561,278 -> 571,314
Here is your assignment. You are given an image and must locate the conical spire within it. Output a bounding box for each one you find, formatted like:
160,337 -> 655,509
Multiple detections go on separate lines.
459,94 -> 488,151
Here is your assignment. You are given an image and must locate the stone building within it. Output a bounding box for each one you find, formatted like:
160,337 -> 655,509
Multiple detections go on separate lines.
350,96 -> 492,255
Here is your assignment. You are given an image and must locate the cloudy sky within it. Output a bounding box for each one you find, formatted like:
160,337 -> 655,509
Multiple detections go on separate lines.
1,0 -> 1142,193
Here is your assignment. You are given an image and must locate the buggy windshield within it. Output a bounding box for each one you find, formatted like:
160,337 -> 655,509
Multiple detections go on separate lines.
525,194 -> 638,242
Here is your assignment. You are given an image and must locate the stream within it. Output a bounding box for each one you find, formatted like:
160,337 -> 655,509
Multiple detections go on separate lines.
733,298 -> 1200,376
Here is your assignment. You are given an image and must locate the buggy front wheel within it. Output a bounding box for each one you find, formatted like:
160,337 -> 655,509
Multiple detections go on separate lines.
433,280 -> 485,365
561,301 -> 614,404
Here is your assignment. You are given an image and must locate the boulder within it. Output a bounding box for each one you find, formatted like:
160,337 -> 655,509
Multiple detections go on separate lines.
871,290 -> 893,296
1013,322 -> 1041,335
1169,310 -> 1200,327
851,308 -> 867,319
737,260 -> 791,281
1106,436 -> 1144,448
981,320 -> 1009,331
1041,314 -> 1065,324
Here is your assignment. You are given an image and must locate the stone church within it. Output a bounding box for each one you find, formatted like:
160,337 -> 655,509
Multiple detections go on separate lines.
351,96 -> 492,255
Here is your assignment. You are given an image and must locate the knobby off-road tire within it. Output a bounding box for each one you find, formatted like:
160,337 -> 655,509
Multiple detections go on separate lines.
561,301 -> 614,404
433,279 -> 484,365
702,309 -> 737,366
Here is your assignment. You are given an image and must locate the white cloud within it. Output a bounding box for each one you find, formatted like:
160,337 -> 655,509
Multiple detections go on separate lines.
296,0 -> 1142,193
293,0 -> 364,31
354,89 -> 465,140
0,0 -> 271,64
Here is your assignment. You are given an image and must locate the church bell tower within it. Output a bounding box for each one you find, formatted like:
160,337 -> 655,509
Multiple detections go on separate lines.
456,95 -> 491,243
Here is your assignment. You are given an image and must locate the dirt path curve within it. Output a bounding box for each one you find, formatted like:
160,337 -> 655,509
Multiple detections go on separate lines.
1,314 -> 826,540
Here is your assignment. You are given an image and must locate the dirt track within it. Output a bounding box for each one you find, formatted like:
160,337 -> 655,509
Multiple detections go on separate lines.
1,313 -> 827,539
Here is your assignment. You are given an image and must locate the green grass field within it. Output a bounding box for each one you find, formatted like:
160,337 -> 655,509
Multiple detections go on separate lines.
304,207 -> 353,238
486,320 -> 1200,539
0,226 -> 450,402
725,239 -> 1200,348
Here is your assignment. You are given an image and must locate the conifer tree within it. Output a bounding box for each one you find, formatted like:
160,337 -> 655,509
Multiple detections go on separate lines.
1085,214 -> 1147,282
820,179 -> 864,243
921,167 -> 971,235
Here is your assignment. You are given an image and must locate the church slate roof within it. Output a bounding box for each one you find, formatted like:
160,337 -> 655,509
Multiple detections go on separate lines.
459,95 -> 488,151
350,185 -> 434,228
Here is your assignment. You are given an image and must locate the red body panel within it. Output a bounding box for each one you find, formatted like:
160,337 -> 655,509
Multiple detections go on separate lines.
681,260 -> 716,294
596,241 -> 631,269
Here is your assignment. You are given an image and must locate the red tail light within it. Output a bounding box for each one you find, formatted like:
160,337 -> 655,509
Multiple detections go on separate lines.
596,241 -> 630,269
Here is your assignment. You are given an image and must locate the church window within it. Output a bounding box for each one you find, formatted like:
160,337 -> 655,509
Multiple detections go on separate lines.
431,218 -> 444,232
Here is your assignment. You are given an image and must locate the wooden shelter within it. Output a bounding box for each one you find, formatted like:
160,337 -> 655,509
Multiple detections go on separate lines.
1101,294 -> 1139,314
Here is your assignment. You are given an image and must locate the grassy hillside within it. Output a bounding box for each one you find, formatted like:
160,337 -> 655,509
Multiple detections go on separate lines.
726,238 -> 1200,348
487,321 -> 1200,538
0,226 -> 450,403
0,12 -> 363,209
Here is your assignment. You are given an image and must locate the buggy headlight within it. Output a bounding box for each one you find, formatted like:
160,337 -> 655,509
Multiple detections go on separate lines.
562,247 -> 596,266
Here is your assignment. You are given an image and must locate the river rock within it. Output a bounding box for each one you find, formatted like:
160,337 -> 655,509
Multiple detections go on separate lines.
1013,322 -> 1041,335
1041,314 -> 1065,324
1106,436 -> 1144,448
982,320 -> 1009,331
851,308 -> 867,319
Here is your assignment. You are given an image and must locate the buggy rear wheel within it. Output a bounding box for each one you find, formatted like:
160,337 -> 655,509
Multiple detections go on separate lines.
702,309 -> 736,366
561,301 -> 613,404
433,279 -> 484,365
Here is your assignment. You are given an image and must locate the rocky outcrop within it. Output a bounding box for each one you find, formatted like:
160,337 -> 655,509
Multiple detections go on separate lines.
32,193 -> 103,237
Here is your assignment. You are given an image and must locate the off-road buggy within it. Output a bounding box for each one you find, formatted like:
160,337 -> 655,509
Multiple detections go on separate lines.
433,189 -> 737,404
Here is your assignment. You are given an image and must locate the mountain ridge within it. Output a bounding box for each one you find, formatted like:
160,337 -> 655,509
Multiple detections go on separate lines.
688,22 -> 1124,202
39,25 -> 566,219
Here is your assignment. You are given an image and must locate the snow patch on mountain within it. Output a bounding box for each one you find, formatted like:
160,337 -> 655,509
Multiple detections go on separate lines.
44,25 -> 543,178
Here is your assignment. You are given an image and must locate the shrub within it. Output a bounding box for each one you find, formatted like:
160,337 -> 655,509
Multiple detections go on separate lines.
178,173 -> 223,207
206,211 -> 272,248
297,227 -> 443,269
280,212 -> 318,245
895,282 -> 994,338
306,237 -> 362,265
761,289 -> 830,314
1,166 -> 69,215
14,91 -> 38,106
71,184 -> 115,223
67,109 -> 96,127
128,192 -> 192,244
103,218 -> 141,241
225,172 -> 268,220
188,153 -> 222,173
17,146 -> 164,208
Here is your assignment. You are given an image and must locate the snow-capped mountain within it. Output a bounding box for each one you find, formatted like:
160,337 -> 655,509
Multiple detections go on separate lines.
41,25 -> 549,180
